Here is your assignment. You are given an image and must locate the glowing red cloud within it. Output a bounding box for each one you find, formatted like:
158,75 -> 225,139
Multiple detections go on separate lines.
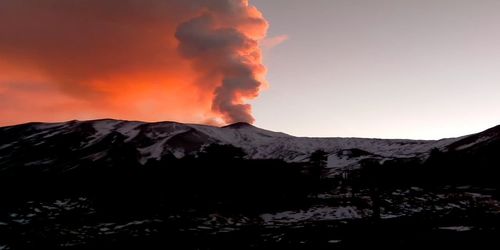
0,0 -> 268,126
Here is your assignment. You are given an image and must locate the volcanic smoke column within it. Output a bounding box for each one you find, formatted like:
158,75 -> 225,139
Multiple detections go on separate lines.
175,0 -> 268,124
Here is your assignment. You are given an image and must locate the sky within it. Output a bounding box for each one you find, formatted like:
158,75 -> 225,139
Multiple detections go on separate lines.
1,0 -> 500,139
251,0 -> 500,139
0,0 -> 267,126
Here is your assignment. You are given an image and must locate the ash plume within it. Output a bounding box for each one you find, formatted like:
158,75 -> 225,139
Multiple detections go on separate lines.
0,0 -> 268,126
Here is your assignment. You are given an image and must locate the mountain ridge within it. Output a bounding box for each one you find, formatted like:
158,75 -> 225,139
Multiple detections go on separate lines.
1,118 -> 472,140
2,119 -> 498,177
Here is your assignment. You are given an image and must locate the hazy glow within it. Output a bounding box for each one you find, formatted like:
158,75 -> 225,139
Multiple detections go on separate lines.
0,0 -> 268,126
252,0 -> 500,139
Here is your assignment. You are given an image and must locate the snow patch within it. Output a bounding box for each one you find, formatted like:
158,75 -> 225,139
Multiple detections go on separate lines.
138,138 -> 169,164
116,122 -> 143,142
455,136 -> 491,150
92,120 -> 121,134
438,226 -> 473,232
327,154 -> 372,169
0,143 -> 13,150
328,240 -> 342,244
260,206 -> 364,225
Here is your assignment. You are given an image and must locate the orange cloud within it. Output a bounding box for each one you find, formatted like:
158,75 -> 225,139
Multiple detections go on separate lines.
0,0 -> 268,126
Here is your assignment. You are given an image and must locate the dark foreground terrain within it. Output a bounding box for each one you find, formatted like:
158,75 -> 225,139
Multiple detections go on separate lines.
1,185 -> 500,249
1,120 -> 500,249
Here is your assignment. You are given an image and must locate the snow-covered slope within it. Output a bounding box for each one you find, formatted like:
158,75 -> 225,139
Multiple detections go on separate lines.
0,119 -> 475,173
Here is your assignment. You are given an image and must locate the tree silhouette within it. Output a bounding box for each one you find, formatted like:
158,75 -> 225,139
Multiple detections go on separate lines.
309,149 -> 328,179
360,159 -> 382,220
198,143 -> 246,160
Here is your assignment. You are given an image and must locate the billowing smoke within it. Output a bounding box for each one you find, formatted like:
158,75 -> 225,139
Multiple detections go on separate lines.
0,0 -> 268,125
175,1 -> 267,124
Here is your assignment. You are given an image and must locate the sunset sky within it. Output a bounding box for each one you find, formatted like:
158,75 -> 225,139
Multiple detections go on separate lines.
1,0 -> 500,139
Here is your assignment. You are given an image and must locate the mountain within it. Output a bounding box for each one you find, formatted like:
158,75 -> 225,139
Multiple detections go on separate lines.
1,119 -> 497,176
2,119 -> 500,249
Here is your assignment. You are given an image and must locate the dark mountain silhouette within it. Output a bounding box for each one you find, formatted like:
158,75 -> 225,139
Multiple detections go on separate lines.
1,119 -> 500,249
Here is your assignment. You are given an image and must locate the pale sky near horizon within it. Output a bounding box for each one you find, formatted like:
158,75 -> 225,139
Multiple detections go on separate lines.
251,0 -> 500,139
